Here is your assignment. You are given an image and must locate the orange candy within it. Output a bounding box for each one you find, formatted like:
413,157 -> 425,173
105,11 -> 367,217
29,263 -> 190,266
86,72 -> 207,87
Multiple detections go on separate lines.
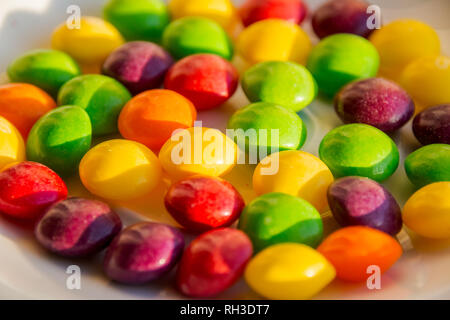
118,89 -> 197,150
0,83 -> 56,138
317,226 -> 402,282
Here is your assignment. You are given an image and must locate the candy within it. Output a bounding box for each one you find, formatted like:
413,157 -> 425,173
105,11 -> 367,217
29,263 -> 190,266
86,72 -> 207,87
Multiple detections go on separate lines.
244,243 -> 335,300
164,54 -> 239,111
335,78 -> 414,132
328,177 -> 402,235
119,89 -> 196,150
159,127 -> 237,180
0,116 -> 25,170
79,139 -> 162,200
35,198 -> 122,257
404,144 -> 450,188
228,102 -> 306,158
57,75 -> 131,136
104,222 -> 184,284
236,19 -> 311,66
0,83 -> 56,139
162,17 -> 233,60
307,33 -> 379,97
26,106 -> 92,176
317,226 -> 402,282
402,182 -> 450,239
241,61 -> 317,112
312,0 -> 372,39
370,19 -> 441,81
0,162 -> 67,219
319,124 -> 399,182
239,0 -> 307,27
102,41 -> 174,95
176,228 -> 252,297
239,192 -> 323,252
413,104 -> 450,145
400,56 -> 450,112
164,176 -> 244,232
7,49 -> 80,97
253,150 -> 334,213
104,0 -> 170,42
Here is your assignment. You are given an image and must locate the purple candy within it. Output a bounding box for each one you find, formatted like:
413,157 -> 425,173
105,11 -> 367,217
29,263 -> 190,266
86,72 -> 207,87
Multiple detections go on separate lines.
335,77 -> 415,132
103,222 -> 184,284
413,104 -> 450,145
102,41 -> 174,95
35,198 -> 122,257
327,176 -> 403,235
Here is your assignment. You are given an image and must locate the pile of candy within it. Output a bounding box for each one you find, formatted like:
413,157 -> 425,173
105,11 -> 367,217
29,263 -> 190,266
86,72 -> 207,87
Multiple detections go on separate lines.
0,0 -> 449,300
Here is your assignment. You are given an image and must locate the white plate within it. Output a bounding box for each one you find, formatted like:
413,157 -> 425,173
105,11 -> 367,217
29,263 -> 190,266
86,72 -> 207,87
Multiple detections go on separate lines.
0,0 -> 450,300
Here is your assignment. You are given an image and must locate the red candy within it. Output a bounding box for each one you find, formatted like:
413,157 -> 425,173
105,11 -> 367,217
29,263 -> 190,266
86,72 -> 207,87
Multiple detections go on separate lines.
176,228 -> 253,297
164,176 -> 245,233
0,162 -> 68,219
164,54 -> 239,111
239,0 -> 308,27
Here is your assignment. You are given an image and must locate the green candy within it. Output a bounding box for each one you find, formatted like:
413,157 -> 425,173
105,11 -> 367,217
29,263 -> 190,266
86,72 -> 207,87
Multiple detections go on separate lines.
27,106 -> 92,176
405,144 -> 450,188
162,17 -> 233,60
58,74 -> 131,136
227,102 -> 307,159
238,192 -> 323,252
307,34 -> 379,97
104,0 -> 170,42
319,124 -> 399,181
7,49 -> 80,97
242,61 -> 317,112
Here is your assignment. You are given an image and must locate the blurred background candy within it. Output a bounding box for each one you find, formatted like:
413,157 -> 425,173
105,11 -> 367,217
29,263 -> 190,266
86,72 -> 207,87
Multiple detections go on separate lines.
239,0 -> 308,27
0,116 -> 25,170
413,104 -> 450,145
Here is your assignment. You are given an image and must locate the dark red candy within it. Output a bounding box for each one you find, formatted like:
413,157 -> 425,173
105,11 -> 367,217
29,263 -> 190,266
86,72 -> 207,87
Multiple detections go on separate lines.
0,161 -> 68,219
164,54 -> 239,111
35,197 -> 122,257
413,104 -> 450,145
164,176 -> 245,233
239,0 -> 308,27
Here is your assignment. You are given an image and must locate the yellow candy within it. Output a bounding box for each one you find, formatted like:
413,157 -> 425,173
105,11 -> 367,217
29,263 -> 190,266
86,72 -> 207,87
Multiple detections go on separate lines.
0,116 -> 25,171
369,19 -> 441,81
245,243 -> 336,300
403,182 -> 450,239
253,150 -> 334,213
236,19 -> 312,66
79,139 -> 161,201
400,55 -> 450,112
52,16 -> 124,65
159,126 -> 237,180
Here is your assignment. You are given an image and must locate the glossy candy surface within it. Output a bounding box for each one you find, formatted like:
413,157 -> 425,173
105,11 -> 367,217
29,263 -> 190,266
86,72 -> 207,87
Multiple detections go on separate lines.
319,124 -> 399,182
162,17 -> 233,60
328,177 -> 402,235
104,222 -> 184,284
318,226 -> 402,282
0,83 -> 56,139
239,0 -> 307,27
164,54 -> 239,111
165,176 -> 244,232
102,41 -> 174,95
413,104 -> 450,145
35,198 -> 122,257
79,139 -> 162,200
7,49 -> 80,97
335,77 -> 414,132
118,89 -> 196,150
404,144 -> 450,188
0,116 -> 25,170
402,182 -> 450,239
253,150 -> 334,213
26,106 -> 92,176
239,192 -> 323,252
0,162 -> 68,220
58,75 -> 131,136
307,33 -> 379,97
176,228 -> 252,297
242,61 -> 317,112
245,243 -> 335,300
